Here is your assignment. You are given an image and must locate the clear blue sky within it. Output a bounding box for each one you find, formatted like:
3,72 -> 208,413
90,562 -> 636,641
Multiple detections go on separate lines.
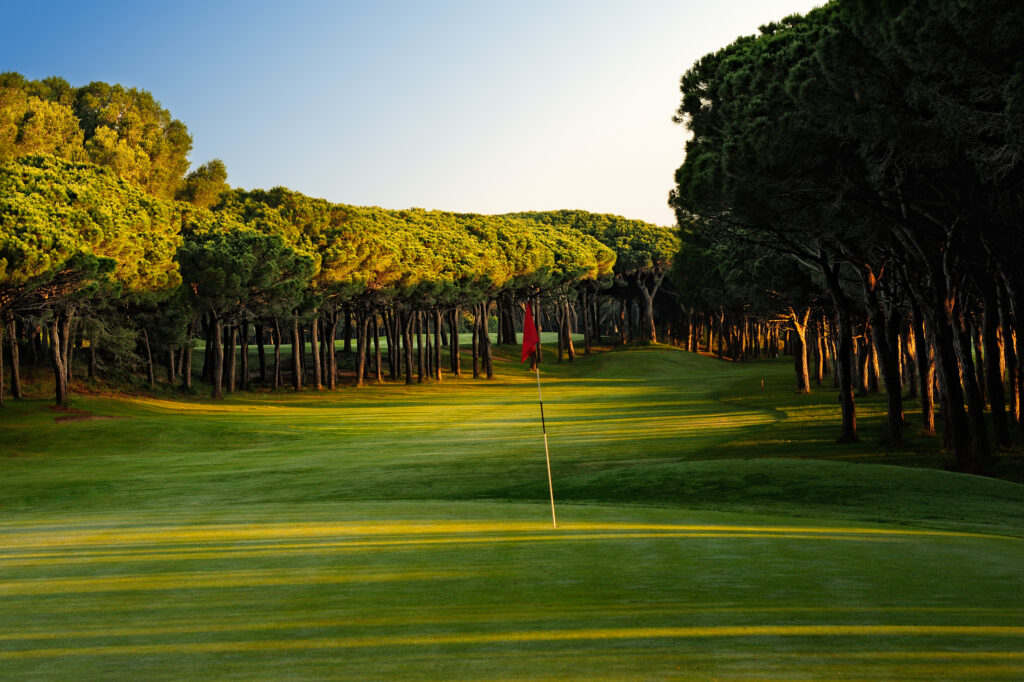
2,0 -> 821,225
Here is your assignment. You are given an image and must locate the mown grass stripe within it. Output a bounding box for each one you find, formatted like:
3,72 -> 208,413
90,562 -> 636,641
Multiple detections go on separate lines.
4,625 -> 1024,659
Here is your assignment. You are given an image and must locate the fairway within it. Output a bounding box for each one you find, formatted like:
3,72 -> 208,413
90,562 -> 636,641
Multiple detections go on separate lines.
2,346 -> 1024,679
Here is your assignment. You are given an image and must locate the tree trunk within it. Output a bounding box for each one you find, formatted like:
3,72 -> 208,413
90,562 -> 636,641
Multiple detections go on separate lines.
63,316 -> 75,385
7,317 -> 21,399
415,311 -> 424,384
981,284 -> 1010,446
310,314 -> 322,390
582,289 -> 592,354
471,305 -> 481,378
860,268 -> 904,445
0,318 -> 5,407
450,307 -> 461,377
291,313 -> 302,391
635,272 -> 662,344
225,324 -> 236,394
556,303 -> 565,363
403,308 -> 415,385
343,307 -> 352,353
211,313 -> 224,399
141,327 -> 156,390
202,317 -> 213,381
424,311 -> 433,378
355,312 -> 367,388
564,300 -> 576,362
999,289 -> 1020,426
433,308 -> 442,381
256,322 -> 267,384
789,308 -> 811,394
240,321 -> 250,391
272,317 -> 282,389
479,301 -> 494,379
183,317 -> 195,390
373,314 -> 382,383
384,310 -> 398,380
820,258 -> 857,442
50,317 -> 67,406
618,298 -> 627,344
912,304 -> 936,435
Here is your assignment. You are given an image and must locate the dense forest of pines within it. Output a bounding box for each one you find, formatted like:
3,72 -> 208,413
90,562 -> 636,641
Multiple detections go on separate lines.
2,0 -> 1021,477
0,72 -> 679,409
671,0 -> 1024,474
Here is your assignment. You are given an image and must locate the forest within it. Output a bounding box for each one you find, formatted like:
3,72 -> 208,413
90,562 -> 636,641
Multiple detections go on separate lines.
2,0 -> 1023,478
670,0 -> 1024,475
0,73 -> 677,404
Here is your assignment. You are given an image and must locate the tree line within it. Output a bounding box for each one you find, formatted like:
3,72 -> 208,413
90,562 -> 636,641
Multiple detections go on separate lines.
669,0 -> 1023,474
1,73 -> 678,406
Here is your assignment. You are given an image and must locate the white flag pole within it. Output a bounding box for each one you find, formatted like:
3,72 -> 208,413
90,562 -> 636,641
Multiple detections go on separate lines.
532,342 -> 557,529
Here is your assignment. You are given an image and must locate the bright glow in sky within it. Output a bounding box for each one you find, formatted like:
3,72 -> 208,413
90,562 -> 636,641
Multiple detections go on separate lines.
2,0 -> 822,225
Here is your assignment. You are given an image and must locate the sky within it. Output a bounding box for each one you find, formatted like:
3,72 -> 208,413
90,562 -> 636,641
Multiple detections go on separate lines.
1,0 -> 822,226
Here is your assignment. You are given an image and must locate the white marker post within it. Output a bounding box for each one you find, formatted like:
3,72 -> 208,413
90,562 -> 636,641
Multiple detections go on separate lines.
533,355 -> 557,529
521,300 -> 556,529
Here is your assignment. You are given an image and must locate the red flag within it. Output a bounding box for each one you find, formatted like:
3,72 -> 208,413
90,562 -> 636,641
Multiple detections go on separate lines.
521,301 -> 540,363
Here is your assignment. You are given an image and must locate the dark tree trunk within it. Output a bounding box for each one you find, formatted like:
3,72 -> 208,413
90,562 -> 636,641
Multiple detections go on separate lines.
814,316 -> 825,386
0,318 -> 5,407
403,308 -> 415,385
142,327 -> 155,390
225,324 -> 236,394
789,308 -> 811,394
373,314 -> 382,383
202,316 -> 213,381
291,313 -> 302,391
50,317 -> 67,406
860,269 -> 904,445
951,299 -> 992,470
972,318 -> 987,406
272,317 -> 282,389
450,307 -> 461,377
471,305 -> 480,378
424,312 -> 433,378
256,322 -> 267,384
384,310 -> 398,380
478,301 -> 493,379
981,283 -> 1010,446
328,310 -> 340,389
7,317 -> 21,399
999,289 -> 1020,426
211,313 -> 224,399
309,314 -> 322,390
433,308 -> 442,381
356,312 -> 368,388
820,258 -> 857,442
416,311 -> 424,384
183,317 -> 195,390
240,321 -> 250,390
619,298 -> 627,344
343,307 -> 352,353
910,304 -> 935,434
582,289 -> 592,354
636,272 -> 662,344
556,303 -> 564,363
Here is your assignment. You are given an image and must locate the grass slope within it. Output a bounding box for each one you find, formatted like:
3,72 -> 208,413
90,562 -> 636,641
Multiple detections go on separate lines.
1,343 -> 1023,679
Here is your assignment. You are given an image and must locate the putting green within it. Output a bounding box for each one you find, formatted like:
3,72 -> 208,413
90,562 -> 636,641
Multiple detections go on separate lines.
1,345 -> 1022,679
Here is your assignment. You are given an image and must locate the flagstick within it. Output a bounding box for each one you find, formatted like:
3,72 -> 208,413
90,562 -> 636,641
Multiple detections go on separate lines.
533,345 -> 557,528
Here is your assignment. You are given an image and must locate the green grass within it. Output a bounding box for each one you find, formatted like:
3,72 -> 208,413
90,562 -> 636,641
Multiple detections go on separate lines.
1,343 -> 1023,679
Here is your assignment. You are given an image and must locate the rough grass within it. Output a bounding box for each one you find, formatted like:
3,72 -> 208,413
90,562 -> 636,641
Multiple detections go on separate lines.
1,342 -> 1023,679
